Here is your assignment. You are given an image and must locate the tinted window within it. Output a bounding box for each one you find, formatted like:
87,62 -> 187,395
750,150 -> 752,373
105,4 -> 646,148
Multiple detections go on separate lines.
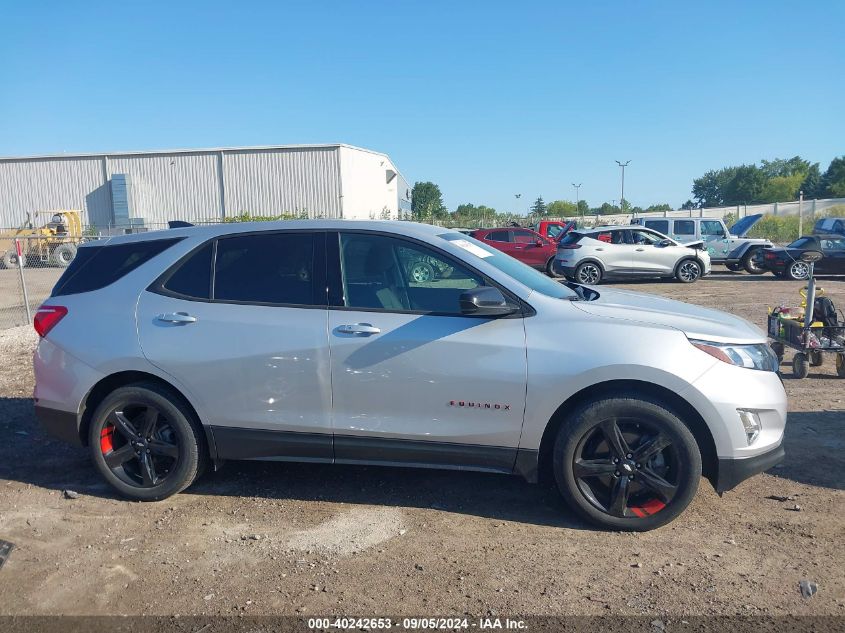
631,229 -> 660,245
558,232 -> 582,246
340,233 -> 484,313
788,237 -> 814,249
514,230 -> 542,244
675,220 -> 695,236
701,220 -> 724,236
213,233 -> 316,305
160,241 -> 213,299
52,238 -> 180,297
645,220 -> 669,234
487,230 -> 510,242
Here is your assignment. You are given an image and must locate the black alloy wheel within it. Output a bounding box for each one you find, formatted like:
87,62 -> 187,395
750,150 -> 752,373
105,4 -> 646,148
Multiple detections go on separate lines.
553,395 -> 701,531
89,383 -> 205,501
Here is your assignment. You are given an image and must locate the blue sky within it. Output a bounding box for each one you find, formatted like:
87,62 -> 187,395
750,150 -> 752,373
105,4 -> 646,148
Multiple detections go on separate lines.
1,1 -> 842,212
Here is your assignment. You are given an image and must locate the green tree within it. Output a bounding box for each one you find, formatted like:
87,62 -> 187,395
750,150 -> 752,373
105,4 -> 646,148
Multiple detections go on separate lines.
530,196 -> 547,215
577,200 -> 590,215
645,203 -> 672,213
411,181 -> 447,221
546,200 -> 578,217
759,156 -> 810,179
820,156 -> 845,198
759,173 -> 804,203
723,164 -> 767,205
800,163 -> 822,198
681,199 -> 696,210
693,167 -> 737,207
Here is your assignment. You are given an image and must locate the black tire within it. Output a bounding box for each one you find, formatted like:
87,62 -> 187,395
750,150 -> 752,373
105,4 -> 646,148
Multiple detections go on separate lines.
742,249 -> 765,274
575,261 -> 603,285
88,382 -> 206,501
675,258 -> 702,283
52,243 -> 77,267
792,353 -> 809,379
2,250 -> 25,268
837,353 -> 845,378
552,394 -> 701,531
809,350 -> 823,367
725,263 -> 742,272
785,260 -> 811,281
771,342 -> 785,364
546,256 -> 563,278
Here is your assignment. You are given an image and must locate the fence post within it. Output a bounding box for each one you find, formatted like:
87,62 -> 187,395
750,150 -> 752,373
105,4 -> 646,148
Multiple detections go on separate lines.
798,191 -> 804,237
773,202 -> 779,216
15,239 -> 32,323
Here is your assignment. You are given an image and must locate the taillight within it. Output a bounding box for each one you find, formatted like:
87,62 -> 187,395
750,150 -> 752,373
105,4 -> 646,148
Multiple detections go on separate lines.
34,305 -> 68,337
764,252 -> 776,260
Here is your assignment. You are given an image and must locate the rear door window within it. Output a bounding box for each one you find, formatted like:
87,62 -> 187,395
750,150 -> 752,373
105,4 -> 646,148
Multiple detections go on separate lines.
644,220 -> 669,234
487,230 -> 510,242
675,220 -> 695,237
158,241 -> 214,299
213,232 -> 318,306
52,238 -> 180,297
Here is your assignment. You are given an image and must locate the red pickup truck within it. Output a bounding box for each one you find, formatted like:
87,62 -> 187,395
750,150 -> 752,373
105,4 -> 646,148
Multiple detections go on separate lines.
531,220 -> 577,241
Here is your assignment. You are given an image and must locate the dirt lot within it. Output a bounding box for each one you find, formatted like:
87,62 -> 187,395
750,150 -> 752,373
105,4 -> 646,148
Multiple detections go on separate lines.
0,272 -> 843,619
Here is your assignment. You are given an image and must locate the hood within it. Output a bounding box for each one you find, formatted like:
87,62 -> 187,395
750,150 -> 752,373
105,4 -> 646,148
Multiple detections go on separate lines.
572,287 -> 765,344
728,213 -> 763,237
680,239 -> 704,248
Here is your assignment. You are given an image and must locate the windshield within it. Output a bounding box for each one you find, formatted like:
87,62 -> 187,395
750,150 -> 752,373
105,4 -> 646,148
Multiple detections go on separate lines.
439,232 -> 578,299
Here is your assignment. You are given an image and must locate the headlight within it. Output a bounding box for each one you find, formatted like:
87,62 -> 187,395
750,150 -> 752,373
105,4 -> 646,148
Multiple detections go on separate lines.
690,339 -> 779,372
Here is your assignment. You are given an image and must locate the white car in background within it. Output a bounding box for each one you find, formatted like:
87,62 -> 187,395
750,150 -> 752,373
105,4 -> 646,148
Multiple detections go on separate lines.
554,226 -> 711,284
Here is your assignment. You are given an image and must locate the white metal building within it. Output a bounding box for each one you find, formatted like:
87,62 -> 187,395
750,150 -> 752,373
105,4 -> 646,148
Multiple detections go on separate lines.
0,144 -> 412,229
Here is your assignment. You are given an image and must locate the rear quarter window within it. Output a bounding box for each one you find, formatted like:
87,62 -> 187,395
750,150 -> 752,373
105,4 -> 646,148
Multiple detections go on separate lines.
52,238 -> 180,297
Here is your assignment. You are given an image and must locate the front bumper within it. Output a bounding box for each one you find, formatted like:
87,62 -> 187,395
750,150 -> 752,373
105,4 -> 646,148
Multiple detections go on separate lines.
715,441 -> 784,492
35,404 -> 82,446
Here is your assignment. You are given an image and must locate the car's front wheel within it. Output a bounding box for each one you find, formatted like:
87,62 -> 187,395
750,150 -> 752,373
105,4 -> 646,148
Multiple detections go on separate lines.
675,258 -> 702,283
552,395 -> 701,531
575,261 -> 603,285
89,383 -> 206,501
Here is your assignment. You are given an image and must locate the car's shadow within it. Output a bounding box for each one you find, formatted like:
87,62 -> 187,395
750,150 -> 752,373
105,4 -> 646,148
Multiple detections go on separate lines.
2,398 -> 842,529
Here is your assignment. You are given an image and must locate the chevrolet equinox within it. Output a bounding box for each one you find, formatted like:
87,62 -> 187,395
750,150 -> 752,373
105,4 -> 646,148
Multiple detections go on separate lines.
34,221 -> 786,530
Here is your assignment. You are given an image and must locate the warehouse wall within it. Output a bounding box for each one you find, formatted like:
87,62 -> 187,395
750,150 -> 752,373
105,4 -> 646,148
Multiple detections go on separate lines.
0,156 -> 107,228
223,147 -> 342,218
339,147 -> 409,220
0,145 -> 399,229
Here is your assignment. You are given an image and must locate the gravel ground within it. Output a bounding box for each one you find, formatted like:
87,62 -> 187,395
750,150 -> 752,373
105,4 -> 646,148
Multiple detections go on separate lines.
0,272 -> 843,619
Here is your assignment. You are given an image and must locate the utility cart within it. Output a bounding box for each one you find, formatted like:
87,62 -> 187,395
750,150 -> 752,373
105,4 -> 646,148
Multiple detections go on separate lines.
767,251 -> 845,379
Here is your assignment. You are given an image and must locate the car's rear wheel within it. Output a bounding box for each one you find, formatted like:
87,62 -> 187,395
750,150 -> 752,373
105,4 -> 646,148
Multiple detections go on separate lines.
810,350 -> 824,367
546,256 -> 563,278
786,260 -> 810,281
675,258 -> 702,283
552,395 -> 701,531
743,250 -> 765,274
575,261 -> 603,285
89,383 -> 205,501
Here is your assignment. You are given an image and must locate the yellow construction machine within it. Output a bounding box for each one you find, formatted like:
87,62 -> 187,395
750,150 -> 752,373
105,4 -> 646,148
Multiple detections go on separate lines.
0,210 -> 84,268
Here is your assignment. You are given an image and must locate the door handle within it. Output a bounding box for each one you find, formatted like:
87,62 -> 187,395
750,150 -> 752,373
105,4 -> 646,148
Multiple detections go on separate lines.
337,323 -> 381,335
595,248 -> 604,251
156,312 -> 197,324
636,248 -> 645,252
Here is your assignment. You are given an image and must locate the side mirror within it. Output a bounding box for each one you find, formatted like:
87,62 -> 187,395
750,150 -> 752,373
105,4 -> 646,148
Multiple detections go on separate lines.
535,239 -> 544,247
657,238 -> 673,247
800,250 -> 823,263
460,286 -> 518,317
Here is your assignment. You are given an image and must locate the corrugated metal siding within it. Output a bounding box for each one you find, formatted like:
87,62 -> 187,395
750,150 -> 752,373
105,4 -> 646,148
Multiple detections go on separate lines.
0,157 -> 107,227
106,152 -> 221,226
223,147 -> 341,218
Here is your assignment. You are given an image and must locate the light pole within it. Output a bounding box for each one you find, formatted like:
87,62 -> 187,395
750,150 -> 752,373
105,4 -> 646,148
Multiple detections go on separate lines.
572,183 -> 582,222
616,160 -> 631,217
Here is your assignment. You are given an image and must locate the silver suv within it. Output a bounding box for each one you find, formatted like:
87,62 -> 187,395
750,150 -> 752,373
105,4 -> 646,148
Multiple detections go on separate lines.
34,221 -> 786,531
554,225 -> 711,284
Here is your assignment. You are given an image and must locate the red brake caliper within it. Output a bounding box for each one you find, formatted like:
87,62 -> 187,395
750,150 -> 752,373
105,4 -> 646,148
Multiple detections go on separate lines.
631,498 -> 666,518
100,425 -> 115,453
